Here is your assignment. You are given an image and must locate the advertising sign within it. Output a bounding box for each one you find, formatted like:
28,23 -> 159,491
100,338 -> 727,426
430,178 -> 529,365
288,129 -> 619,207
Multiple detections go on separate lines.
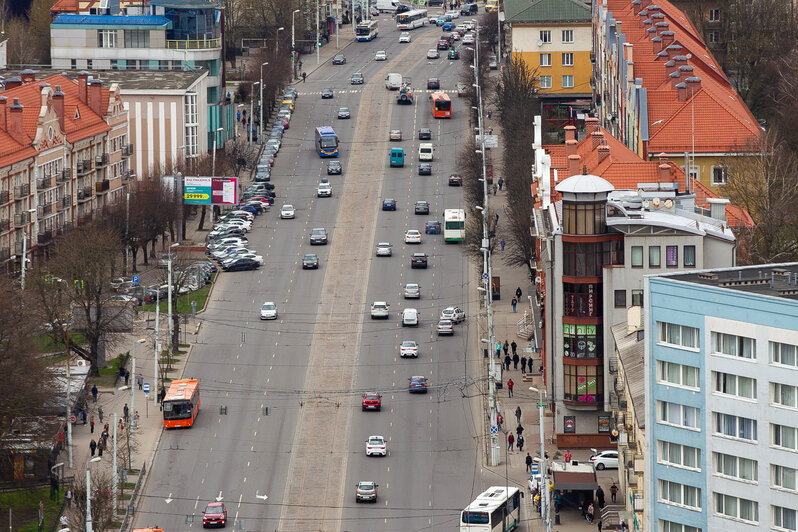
183,176 -> 238,205
564,416 -> 576,433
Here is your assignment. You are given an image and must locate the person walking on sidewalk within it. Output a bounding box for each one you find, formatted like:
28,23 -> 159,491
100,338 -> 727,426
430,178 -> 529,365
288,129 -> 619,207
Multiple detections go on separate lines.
495,342 -> 501,358
507,433 -> 514,451
504,354 -> 511,371
565,450 -> 572,463
597,519 -> 603,531
97,438 -> 104,457
596,485 -> 605,508
137,373 -> 144,390
517,434 -> 524,452
65,488 -> 73,507
500,239 -> 505,251
516,424 -> 524,439
515,406 -> 522,424
91,384 -> 98,403
97,406 -> 103,424
507,378 -> 514,397
511,297 -> 517,312
90,416 -> 95,434
123,403 -> 129,423
302,72 -> 306,82
516,286 -> 523,300
89,439 -> 97,457
512,352 -> 519,369
521,356 -> 527,373
124,370 -> 130,386
498,177 -> 503,190
493,184 -> 498,195
525,452 -> 533,472
610,482 -> 618,502
503,340 -> 509,357
511,340 -> 517,356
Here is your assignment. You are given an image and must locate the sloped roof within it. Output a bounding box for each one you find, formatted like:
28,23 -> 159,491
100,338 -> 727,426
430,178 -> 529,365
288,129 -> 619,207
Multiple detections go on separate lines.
506,0 -> 591,23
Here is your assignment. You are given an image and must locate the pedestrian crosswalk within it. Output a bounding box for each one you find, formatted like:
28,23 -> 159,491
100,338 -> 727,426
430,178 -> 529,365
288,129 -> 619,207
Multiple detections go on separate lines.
296,89 -> 460,96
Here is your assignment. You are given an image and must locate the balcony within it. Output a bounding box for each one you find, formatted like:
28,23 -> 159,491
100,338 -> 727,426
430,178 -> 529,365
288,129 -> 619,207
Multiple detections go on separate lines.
95,154 -> 109,168
122,170 -> 133,182
38,176 -> 56,189
14,184 -> 30,198
0,191 -> 9,205
83,186 -> 93,197
13,212 -> 29,228
14,240 -> 30,256
0,219 -> 9,232
77,189 -> 92,203
0,248 -> 9,261
76,160 -> 91,176
122,144 -> 134,157
58,168 -> 72,182
38,202 -> 57,217
166,37 -> 221,50
58,196 -> 71,210
38,230 -> 55,246
95,180 -> 110,194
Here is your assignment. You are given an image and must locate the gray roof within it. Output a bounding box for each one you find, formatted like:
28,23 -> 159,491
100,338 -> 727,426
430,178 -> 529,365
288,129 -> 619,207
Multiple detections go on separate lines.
0,68 -> 207,91
611,322 -> 645,428
555,173 -> 615,194
505,0 -> 592,23
660,262 -> 798,301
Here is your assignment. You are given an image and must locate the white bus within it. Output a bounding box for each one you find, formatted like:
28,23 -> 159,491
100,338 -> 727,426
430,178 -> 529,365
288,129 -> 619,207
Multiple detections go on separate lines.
460,486 -> 521,532
396,9 -> 427,30
355,19 -> 379,41
444,208 -> 466,242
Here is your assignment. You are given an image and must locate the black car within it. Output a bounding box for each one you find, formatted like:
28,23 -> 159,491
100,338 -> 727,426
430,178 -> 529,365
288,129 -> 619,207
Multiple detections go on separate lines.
222,257 -> 260,272
395,4 -> 410,14
309,228 -> 328,245
411,253 -> 428,268
327,160 -> 342,175
321,88 -> 334,99
302,253 -> 320,269
437,40 -> 449,50
418,128 -> 432,140
448,174 -> 463,186
418,163 -> 432,175
427,78 -> 440,90
332,54 -> 347,65
414,201 -> 430,214
351,72 -> 364,84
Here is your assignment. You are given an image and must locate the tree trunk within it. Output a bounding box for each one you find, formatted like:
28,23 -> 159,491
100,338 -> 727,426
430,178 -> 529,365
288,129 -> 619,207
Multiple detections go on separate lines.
198,205 -> 207,231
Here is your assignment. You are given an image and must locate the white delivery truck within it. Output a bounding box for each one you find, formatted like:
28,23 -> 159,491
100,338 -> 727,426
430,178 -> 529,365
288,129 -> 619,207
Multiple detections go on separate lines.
376,0 -> 399,12
418,143 -> 434,161
385,72 -> 402,90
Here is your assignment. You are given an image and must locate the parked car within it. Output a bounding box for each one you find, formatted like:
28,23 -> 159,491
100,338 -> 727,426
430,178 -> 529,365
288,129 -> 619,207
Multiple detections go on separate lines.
590,450 -> 619,470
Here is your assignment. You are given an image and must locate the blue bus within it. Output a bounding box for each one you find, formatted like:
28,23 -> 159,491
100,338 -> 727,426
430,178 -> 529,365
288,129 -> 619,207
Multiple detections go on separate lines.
315,126 -> 339,157
355,20 -> 378,41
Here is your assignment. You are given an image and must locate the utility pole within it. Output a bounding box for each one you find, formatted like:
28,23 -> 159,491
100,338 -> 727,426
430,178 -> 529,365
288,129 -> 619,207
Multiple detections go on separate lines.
316,0 -> 321,65
530,387 -> 552,532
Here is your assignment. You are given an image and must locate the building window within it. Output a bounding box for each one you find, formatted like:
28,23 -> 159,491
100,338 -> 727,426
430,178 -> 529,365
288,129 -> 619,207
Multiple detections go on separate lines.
709,8 -> 720,22
110,59 -> 118,70
773,382 -> 798,409
125,29 -> 149,48
772,505 -> 797,531
714,412 -> 757,441
666,245 -> 678,267
771,341 -> 798,368
649,246 -> 661,267
184,92 -> 199,158
631,289 -> 643,306
562,75 -> 574,88
658,440 -> 701,470
711,166 -> 727,185
562,53 -> 574,66
658,480 -> 701,510
713,452 -> 757,482
563,363 -> 603,402
563,283 -> 602,318
540,53 -> 551,67
712,372 -> 756,399
540,76 -> 552,89
658,361 -> 699,389
708,31 -> 720,43
684,245 -> 696,267
87,59 -> 93,69
540,30 -> 551,43
684,165 -> 699,181
658,401 -> 700,429
658,322 -> 699,349
714,493 -> 758,523
614,290 -> 626,308
772,465 -> 797,492
659,521 -> 702,532
562,29 -> 574,43
712,332 -> 755,359
98,29 -> 116,48
562,323 -> 600,359
772,423 -> 797,451
562,241 -> 623,276
631,246 -> 643,267
70,59 -> 76,69
562,201 -> 606,235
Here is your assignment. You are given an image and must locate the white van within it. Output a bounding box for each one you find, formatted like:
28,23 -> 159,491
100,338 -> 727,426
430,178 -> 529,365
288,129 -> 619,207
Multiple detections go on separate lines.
401,308 -> 419,326
418,143 -> 434,161
376,0 -> 399,13
385,73 -> 402,90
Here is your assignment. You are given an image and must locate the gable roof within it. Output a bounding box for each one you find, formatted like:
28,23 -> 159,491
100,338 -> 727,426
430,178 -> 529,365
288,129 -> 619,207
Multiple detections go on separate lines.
506,0 -> 591,23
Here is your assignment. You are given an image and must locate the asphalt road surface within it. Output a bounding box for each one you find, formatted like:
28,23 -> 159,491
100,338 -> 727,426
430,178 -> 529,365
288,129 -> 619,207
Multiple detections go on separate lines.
133,17 -> 488,532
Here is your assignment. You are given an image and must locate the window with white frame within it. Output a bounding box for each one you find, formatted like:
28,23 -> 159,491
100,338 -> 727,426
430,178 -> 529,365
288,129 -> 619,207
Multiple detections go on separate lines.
658,361 -> 700,389
712,331 -> 755,359
540,53 -> 551,67
711,166 -> 727,185
658,440 -> 701,470
110,134 -> 127,153
658,401 -> 700,429
709,8 -> 720,22
772,505 -> 797,532
772,423 -> 797,451
184,92 -> 199,158
562,75 -> 574,88
712,372 -> 756,399
540,30 -> 551,43
773,382 -> 798,409
658,322 -> 699,349
659,480 -> 701,510
771,341 -> 798,368
561,53 -> 574,66
714,412 -> 757,441
98,29 -> 116,48
659,521 -> 702,532
713,452 -> 757,482
714,492 -> 758,523
772,465 -> 797,492
561,29 -> 574,43
539,76 -> 552,89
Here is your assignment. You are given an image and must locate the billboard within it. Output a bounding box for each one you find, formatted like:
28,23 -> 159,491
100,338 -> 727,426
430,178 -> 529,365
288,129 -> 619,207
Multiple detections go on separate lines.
183,176 -> 238,205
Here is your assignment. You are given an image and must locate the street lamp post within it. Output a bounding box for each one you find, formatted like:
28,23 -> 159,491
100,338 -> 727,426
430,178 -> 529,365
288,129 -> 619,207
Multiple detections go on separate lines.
112,385 -> 129,516
167,242 -> 179,356
316,0 -> 321,65
130,338 -> 145,430
51,277 -> 74,468
276,27 -> 284,53
85,456 -> 102,532
259,62 -> 268,144
292,10 -> 300,79
530,386 -> 552,532
249,82 -> 259,146
19,208 -> 36,290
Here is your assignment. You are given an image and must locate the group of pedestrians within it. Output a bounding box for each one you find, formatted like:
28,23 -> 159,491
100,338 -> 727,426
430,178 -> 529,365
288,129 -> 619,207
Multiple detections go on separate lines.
88,423 -> 111,457
506,423 -> 525,452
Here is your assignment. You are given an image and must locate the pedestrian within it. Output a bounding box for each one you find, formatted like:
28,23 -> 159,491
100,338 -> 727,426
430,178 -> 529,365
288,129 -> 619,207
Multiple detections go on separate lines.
158,387 -> 166,404
521,356 -> 527,373
97,438 -> 104,457
134,410 -> 140,427
90,416 -> 95,434
512,353 -> 519,369
498,177 -> 503,190
579,499 -> 586,518
500,239 -> 505,251
597,519 -> 603,532
137,373 -> 143,390
81,407 -> 86,425
504,354 -> 511,371
497,413 -> 503,431
507,433 -> 514,451
124,370 -> 130,386
495,342 -> 501,358
487,109 -> 492,119
621,521 -> 629,532
515,406 -> 522,424
554,492 -> 562,513
610,482 -> 618,502
65,488 -> 73,507
596,485 -> 605,508
507,378 -> 514,397
565,450 -> 572,463
511,340 -> 517,355
118,418 -> 125,431
516,424 -> 524,438
525,452 -> 533,472
89,439 -> 97,457
123,403 -> 129,423
587,503 -> 594,523
494,213 -> 499,225
503,340 -> 509,357
98,406 -> 104,424
298,60 -> 303,69
511,297 -> 518,312
91,384 -> 98,402
493,184 -> 497,195
517,434 -> 524,452
516,286 -> 523,300
302,71 -> 306,82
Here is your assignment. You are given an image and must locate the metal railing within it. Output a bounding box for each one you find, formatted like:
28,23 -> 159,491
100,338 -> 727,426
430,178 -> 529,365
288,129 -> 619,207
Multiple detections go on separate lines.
14,184 -> 30,197
0,191 -> 9,204
119,461 -> 147,531
166,37 -> 221,50
95,180 -> 110,193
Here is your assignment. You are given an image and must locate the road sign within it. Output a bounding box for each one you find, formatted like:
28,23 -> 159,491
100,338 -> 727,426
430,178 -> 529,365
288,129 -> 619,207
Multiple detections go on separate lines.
70,415 -> 77,423
530,463 -> 539,475
132,275 -> 139,283
482,273 -> 489,280
143,383 -> 150,394
490,425 -> 498,434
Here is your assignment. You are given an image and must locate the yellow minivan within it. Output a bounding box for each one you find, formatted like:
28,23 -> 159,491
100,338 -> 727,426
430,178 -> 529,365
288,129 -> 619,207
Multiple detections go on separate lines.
281,99 -> 294,111
485,0 -> 499,12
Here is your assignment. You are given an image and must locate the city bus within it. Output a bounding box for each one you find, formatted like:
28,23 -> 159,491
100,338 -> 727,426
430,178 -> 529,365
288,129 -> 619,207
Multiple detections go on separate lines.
444,208 -> 466,242
315,126 -> 339,157
162,378 -> 200,429
460,486 -> 521,531
430,91 -> 452,118
397,9 -> 427,30
355,19 -> 379,41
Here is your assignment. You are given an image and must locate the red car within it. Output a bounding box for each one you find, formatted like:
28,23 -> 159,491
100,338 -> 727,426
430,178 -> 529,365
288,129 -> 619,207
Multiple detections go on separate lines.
448,174 -> 463,186
362,392 -> 382,411
202,502 -> 227,528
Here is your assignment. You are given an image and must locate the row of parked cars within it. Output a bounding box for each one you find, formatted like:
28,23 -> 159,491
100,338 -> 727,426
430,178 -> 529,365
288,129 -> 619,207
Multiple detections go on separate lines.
110,260 -> 215,306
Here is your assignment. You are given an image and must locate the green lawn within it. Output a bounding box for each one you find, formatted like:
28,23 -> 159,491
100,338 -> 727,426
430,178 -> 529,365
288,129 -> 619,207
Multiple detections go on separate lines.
31,332 -> 87,353
138,274 -> 215,314
0,487 -> 62,532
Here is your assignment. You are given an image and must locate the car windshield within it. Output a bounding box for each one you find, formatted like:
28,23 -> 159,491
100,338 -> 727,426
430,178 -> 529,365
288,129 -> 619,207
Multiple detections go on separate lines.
402,341 -> 416,347
262,303 -> 275,310
439,320 -> 452,325
360,482 -> 375,489
304,254 -> 316,260
312,229 -> 325,235
205,504 -> 222,513
329,161 -> 341,168
406,284 -> 418,290
340,107 -> 349,112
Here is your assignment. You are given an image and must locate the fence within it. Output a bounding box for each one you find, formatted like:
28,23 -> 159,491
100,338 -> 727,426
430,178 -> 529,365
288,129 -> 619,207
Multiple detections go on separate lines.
119,461 -> 147,531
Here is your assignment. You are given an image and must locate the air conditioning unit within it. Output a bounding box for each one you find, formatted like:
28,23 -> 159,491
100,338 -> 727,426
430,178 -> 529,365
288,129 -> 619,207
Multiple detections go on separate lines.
76,359 -> 87,367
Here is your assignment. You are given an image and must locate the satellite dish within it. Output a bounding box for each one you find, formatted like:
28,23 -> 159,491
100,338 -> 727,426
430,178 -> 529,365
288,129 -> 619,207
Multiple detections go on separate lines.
536,39 -> 543,47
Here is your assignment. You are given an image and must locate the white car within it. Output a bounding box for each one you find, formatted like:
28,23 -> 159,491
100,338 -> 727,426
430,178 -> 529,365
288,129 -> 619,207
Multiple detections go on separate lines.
365,435 -> 387,456
440,306 -> 466,323
317,182 -> 332,197
215,220 -> 251,232
462,33 -> 475,44
376,242 -> 392,256
401,308 -> 418,326
399,32 -> 411,43
371,301 -> 390,319
404,230 -> 422,244
403,283 -> 420,298
455,24 -> 467,33
280,204 -> 295,219
590,450 -> 619,470
222,252 -> 263,266
260,301 -> 278,320
427,49 -> 439,59
400,340 -> 419,358
448,10 -> 459,18
375,50 -> 387,61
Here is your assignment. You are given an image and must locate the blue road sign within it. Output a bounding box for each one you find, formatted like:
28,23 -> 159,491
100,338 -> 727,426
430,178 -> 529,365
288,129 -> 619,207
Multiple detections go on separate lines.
490,425 -> 498,434
143,383 -> 151,394
132,275 -> 140,283
530,463 -> 539,475
482,273 -> 489,280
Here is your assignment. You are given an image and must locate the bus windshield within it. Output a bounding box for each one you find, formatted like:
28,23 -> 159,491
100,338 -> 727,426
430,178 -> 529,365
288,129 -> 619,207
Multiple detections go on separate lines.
320,137 -> 338,148
163,400 -> 193,420
461,511 -> 489,524
356,23 -> 374,35
435,100 -> 451,111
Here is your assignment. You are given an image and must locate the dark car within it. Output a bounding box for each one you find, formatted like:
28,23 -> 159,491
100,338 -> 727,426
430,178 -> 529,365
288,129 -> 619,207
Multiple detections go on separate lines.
418,127 -> 432,140
382,198 -> 397,211
222,257 -> 260,272
332,54 -> 347,65
425,220 -> 441,234
351,72 -> 364,84
448,48 -> 460,60
414,201 -> 430,214
448,174 -> 463,186
411,253 -> 428,268
327,160 -> 342,175
461,3 -> 478,14
302,253 -> 319,269
321,88 -> 334,99
408,375 -> 429,393
202,501 -> 227,528
309,227 -> 328,245
418,163 -> 432,175
395,3 -> 410,13
437,40 -> 449,50
427,78 -> 440,90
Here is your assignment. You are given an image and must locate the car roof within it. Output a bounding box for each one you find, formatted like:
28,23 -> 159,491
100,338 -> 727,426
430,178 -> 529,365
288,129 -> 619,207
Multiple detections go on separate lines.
377,242 -> 391,246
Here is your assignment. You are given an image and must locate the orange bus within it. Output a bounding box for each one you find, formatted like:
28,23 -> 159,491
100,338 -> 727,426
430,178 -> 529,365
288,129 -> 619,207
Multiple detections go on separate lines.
162,379 -> 200,428
430,92 -> 452,118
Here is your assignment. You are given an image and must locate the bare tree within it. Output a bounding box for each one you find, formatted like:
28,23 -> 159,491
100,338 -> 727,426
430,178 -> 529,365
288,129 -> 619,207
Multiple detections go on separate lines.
766,48 -> 798,154
64,469 -> 116,531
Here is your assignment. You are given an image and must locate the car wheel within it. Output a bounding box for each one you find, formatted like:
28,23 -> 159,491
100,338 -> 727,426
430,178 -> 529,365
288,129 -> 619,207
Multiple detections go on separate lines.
362,406 -> 366,411
596,463 -> 605,470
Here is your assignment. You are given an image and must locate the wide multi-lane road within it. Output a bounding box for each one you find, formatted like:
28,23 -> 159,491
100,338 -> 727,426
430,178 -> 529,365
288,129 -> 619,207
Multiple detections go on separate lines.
133,17 -> 487,532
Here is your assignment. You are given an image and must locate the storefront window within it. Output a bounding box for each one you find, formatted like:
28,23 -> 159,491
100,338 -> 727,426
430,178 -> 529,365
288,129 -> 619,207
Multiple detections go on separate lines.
563,323 -> 601,359
564,364 -> 604,403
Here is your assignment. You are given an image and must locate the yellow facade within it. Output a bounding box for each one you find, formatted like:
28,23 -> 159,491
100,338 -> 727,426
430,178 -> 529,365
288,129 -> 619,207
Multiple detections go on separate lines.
513,50 -> 592,95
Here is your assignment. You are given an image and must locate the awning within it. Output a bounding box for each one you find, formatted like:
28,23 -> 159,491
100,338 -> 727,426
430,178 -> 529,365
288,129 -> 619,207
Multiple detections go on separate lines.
553,471 -> 598,491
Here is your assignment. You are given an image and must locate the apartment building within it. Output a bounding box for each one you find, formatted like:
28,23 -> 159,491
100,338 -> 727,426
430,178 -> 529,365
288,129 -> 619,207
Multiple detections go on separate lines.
645,264 -> 798,532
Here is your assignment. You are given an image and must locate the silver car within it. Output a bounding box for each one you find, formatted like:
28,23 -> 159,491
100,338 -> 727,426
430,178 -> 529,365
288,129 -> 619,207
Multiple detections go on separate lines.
376,242 -> 392,256
403,283 -> 420,298
437,319 -> 454,335
355,481 -> 378,502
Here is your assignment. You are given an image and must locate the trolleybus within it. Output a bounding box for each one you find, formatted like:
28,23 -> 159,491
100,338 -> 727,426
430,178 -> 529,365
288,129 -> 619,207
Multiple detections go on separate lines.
444,208 -> 466,242
397,9 -> 427,29
356,19 -> 379,41
460,486 -> 521,531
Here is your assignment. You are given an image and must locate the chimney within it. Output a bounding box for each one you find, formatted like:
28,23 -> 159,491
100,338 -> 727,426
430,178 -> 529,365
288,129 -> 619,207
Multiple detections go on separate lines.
564,125 -> 576,143
598,144 -> 610,163
639,11 -> 649,28
4,76 -> 22,89
0,96 -> 6,131
631,0 -> 642,15
89,79 -> 104,116
640,0 -> 652,8
676,81 -> 688,102
20,69 -> 36,84
77,71 -> 89,104
661,30 -> 674,47
652,36 -> 662,53
646,26 -> 657,39
670,71 -> 681,89
664,60 -> 676,77
707,198 -> 729,222
666,44 -> 684,59
585,117 -> 599,134
567,155 -> 581,177
53,86 -> 66,131
8,98 -> 25,144
686,76 -> 702,97
679,65 -> 694,79
658,163 -> 670,183
655,21 -> 669,35
565,139 -> 578,157
658,153 -> 668,165
592,130 -> 605,149
641,17 -> 653,29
